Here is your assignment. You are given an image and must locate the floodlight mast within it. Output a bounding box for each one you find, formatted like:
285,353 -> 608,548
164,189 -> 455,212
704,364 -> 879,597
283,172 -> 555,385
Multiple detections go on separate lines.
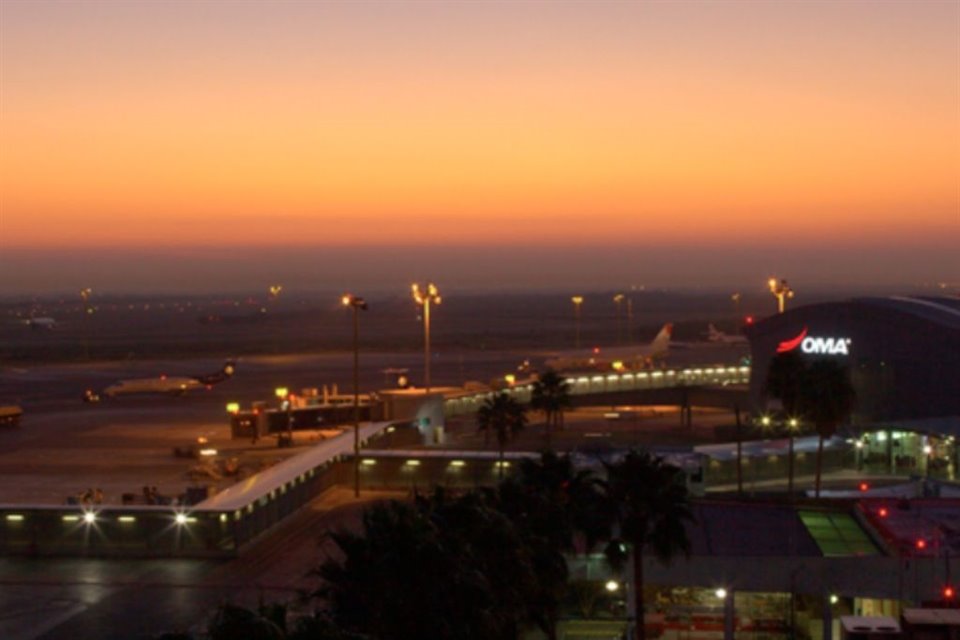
412,283 -> 441,394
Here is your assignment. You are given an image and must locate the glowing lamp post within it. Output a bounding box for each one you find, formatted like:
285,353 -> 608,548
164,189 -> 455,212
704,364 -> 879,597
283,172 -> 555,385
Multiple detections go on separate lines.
80,287 -> 93,360
571,295 -> 584,349
768,278 -> 794,314
275,386 -> 294,445
342,293 -> 368,497
411,283 -> 441,394
786,417 -> 801,497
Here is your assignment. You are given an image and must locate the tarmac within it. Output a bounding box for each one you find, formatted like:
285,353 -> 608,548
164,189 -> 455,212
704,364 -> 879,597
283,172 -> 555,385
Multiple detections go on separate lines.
0,487 -> 405,640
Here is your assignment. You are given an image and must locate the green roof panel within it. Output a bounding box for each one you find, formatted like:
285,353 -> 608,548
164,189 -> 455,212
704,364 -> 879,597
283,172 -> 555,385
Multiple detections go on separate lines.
799,511 -> 880,557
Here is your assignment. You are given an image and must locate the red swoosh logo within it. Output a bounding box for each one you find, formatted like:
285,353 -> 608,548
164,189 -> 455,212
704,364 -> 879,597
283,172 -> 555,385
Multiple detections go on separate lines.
776,327 -> 808,353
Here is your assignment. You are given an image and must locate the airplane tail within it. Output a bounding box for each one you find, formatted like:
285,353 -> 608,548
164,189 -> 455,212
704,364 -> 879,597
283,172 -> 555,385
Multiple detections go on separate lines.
650,323 -> 673,354
195,360 -> 236,386
708,324 -> 722,340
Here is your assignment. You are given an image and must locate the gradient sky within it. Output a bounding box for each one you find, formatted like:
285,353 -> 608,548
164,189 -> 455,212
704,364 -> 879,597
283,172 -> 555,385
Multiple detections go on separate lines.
1,1 -> 957,293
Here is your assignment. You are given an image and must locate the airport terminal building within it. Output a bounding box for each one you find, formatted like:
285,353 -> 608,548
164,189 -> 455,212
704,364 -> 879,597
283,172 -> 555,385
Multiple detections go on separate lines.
746,296 -> 960,431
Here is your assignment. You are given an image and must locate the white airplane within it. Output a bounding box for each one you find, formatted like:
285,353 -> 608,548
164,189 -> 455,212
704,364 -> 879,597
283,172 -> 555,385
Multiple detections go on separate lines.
24,317 -> 57,330
706,324 -> 749,345
83,361 -> 236,401
543,324 -> 673,372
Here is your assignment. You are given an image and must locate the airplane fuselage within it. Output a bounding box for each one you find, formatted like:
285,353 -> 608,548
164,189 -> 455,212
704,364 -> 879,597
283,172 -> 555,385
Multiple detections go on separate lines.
102,376 -> 207,397
544,324 -> 673,372
89,360 -> 235,401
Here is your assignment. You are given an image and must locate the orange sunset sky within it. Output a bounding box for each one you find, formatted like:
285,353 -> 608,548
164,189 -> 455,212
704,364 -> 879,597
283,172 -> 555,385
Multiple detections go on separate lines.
0,1 -> 957,292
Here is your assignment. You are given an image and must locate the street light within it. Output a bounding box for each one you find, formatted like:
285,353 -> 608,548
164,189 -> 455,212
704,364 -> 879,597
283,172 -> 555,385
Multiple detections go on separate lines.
768,278 -> 794,314
613,293 -> 625,345
80,288 -> 93,360
571,295 -> 584,349
275,386 -> 293,446
343,293 -> 368,497
411,283 -> 441,394
785,417 -> 801,497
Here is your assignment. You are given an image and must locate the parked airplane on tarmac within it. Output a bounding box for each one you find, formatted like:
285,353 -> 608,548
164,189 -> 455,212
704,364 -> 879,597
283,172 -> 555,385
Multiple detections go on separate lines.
543,324 -> 673,372
83,361 -> 236,402
706,323 -> 749,345
20,317 -> 57,330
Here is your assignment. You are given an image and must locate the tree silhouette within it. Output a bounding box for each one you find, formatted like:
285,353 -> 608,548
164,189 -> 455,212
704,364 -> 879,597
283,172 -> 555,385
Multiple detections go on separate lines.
530,369 -> 573,450
765,352 -> 809,495
798,360 -> 856,498
598,450 -> 693,640
208,604 -> 285,640
477,392 -> 528,479
495,452 -> 607,639
317,490 -> 548,639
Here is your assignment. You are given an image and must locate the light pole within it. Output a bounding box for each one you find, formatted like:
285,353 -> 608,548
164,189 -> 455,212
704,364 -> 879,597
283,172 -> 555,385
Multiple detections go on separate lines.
274,387 -> 292,445
411,283 -> 441,394
266,285 -> 283,351
80,287 -> 92,360
613,293 -> 625,345
768,277 -> 794,314
342,293 -> 368,498
571,295 -> 583,349
786,417 -> 800,498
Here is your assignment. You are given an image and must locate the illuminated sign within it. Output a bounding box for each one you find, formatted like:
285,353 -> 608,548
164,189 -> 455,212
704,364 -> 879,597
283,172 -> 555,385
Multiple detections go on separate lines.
777,327 -> 852,356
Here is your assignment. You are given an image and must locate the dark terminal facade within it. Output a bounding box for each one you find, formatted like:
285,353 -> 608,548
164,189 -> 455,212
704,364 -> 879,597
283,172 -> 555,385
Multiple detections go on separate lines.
746,296 -> 960,431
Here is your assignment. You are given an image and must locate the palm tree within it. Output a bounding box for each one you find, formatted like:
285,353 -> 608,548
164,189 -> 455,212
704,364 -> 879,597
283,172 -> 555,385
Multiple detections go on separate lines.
799,360 -> 856,498
599,450 -> 693,640
317,499 -> 522,640
208,604 -> 285,640
765,351 -> 806,415
512,451 -> 607,553
530,369 -> 572,450
491,452 -> 606,640
477,392 -> 527,479
765,352 -> 808,495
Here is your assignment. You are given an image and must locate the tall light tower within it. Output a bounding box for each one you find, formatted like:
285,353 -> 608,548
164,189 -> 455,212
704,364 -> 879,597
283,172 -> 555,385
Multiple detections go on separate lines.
79,287 -> 93,360
571,295 -> 584,349
768,278 -> 794,314
411,283 -> 441,394
613,293 -> 625,345
342,293 -> 368,497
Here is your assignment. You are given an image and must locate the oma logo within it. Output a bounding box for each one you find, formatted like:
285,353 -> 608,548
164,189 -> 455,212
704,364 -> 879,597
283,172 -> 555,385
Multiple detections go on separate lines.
777,327 -> 852,356
800,336 -> 852,356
